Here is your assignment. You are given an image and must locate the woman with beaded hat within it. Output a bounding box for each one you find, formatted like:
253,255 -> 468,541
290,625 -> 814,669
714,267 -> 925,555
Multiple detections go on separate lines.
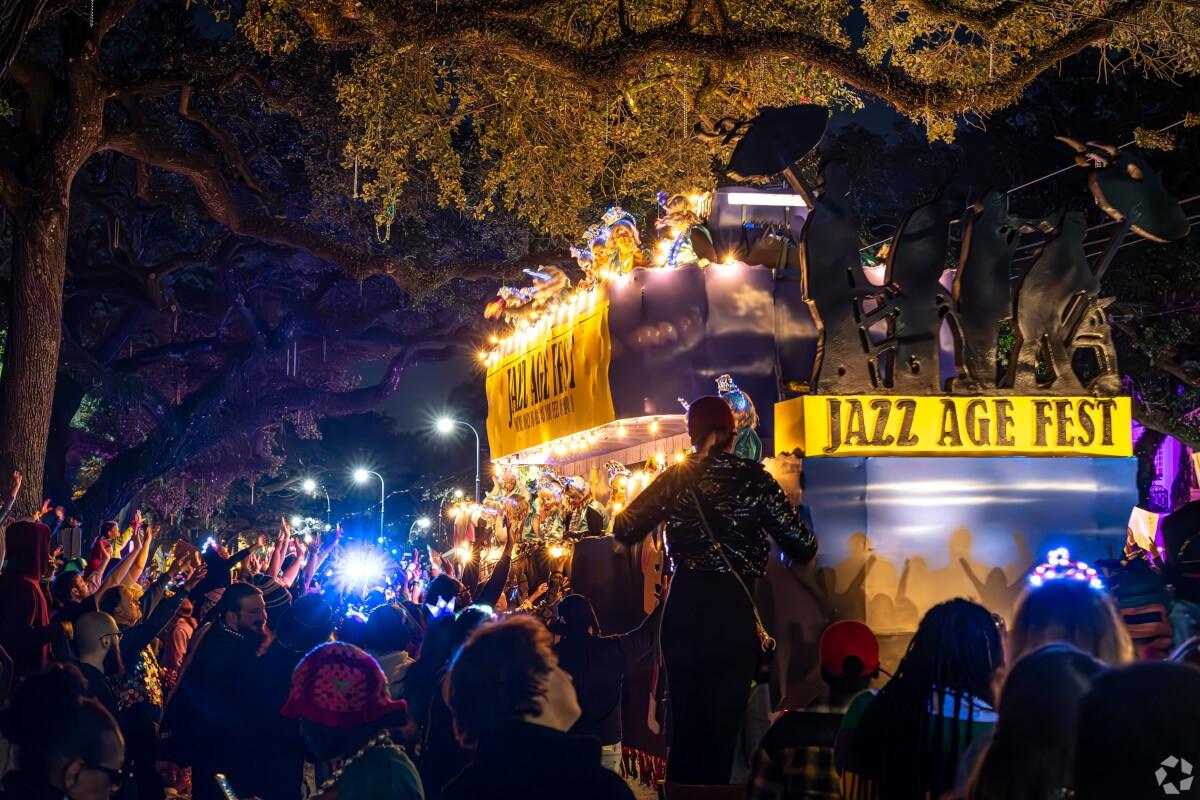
281,641 -> 422,800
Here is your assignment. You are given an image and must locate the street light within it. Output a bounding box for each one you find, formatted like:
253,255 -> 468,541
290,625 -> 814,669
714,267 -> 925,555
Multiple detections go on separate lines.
301,477 -> 332,525
408,515 -> 432,541
435,416 -> 482,502
352,468 -> 385,540
454,488 -> 464,500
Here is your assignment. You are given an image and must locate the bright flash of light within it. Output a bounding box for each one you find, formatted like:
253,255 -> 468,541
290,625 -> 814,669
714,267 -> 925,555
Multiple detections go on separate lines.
335,548 -> 386,592
417,517 -> 431,529
549,544 -> 565,559
291,515 -> 303,528
455,544 -> 473,564
301,478 -> 317,493
435,417 -> 455,434
353,468 -> 370,484
454,488 -> 464,499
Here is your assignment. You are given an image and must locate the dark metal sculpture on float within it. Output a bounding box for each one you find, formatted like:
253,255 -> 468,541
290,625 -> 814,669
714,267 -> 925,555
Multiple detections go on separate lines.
795,136 -> 1191,397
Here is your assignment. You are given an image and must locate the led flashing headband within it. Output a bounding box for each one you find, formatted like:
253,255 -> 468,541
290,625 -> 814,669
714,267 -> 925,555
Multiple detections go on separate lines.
1028,547 -> 1104,590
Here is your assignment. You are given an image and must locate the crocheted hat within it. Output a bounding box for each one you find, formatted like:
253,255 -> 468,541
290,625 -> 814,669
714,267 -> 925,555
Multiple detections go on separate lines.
281,642 -> 406,728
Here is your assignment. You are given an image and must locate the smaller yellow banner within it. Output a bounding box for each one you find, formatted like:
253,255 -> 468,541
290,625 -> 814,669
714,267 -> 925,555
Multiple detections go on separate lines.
775,395 -> 1132,458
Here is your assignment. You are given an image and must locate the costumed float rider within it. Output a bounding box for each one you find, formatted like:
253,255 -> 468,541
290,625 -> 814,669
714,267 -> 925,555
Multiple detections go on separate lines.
563,477 -> 610,540
718,374 -> 762,462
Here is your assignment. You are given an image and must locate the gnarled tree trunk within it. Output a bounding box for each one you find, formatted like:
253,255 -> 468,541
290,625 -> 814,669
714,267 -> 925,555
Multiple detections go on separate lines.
0,204 -> 69,519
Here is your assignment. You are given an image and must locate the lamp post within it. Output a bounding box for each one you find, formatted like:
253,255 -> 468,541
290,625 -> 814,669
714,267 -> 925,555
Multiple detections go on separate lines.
436,417 -> 482,502
408,516 -> 431,542
353,468 -> 385,540
301,477 -> 332,526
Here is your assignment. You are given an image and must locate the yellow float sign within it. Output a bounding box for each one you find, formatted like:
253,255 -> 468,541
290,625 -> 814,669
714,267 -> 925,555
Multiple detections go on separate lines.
486,303 -> 615,458
775,395 -> 1132,457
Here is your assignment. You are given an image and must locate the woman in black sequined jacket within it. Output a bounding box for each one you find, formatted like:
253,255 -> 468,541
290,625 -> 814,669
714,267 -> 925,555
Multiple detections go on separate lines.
613,396 -> 818,786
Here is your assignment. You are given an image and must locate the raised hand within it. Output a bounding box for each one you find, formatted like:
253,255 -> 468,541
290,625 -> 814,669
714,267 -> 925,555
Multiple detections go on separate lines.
133,509 -> 143,530
39,498 -> 52,517
182,565 -> 208,592
9,470 -> 21,499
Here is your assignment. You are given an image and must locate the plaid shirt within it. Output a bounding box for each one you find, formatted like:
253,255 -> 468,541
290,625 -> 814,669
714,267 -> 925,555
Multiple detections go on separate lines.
748,707 -> 844,800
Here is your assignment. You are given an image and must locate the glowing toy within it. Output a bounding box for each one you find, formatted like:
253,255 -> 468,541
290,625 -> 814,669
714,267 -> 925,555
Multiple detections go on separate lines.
1028,547 -> 1104,590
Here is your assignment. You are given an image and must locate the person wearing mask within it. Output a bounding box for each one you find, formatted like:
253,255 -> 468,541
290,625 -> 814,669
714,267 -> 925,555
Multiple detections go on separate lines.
72,611 -> 125,720
748,620 -> 881,800
551,593 -> 662,773
0,663 -> 128,800
1008,579 -> 1134,665
0,520 -> 67,681
162,582 -> 267,800
444,616 -> 634,800
364,603 -> 421,700
280,641 -> 421,800
562,477 -> 609,540
1072,661 -> 1200,799
229,594 -> 336,800
840,599 -> 1003,800
967,644 -> 1105,800
613,395 -> 818,785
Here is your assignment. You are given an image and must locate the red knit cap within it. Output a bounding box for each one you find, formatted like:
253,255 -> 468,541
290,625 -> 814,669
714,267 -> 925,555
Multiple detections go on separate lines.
819,620 -> 880,678
281,642 -> 406,728
686,395 -> 735,444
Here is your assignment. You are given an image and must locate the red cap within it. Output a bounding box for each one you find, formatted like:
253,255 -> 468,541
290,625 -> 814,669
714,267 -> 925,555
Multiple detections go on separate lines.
686,395 -> 735,442
281,642 -> 406,728
819,620 -> 880,678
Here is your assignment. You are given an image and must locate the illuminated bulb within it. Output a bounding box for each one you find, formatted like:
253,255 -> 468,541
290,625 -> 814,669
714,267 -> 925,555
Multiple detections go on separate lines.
613,501 -> 623,513
456,544 -> 473,564
616,423 -> 626,437
674,452 -> 685,463
290,515 -> 303,528
649,420 -> 659,434
655,453 -> 666,466
489,335 -> 499,345
478,350 -> 488,362
549,544 -> 565,559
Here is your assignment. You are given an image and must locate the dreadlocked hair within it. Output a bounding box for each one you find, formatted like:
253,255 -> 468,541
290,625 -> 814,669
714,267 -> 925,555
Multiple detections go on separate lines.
847,599 -> 1003,800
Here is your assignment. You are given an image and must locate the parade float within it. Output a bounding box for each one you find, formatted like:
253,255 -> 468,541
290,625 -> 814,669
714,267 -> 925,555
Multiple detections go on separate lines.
467,106 -> 1192,651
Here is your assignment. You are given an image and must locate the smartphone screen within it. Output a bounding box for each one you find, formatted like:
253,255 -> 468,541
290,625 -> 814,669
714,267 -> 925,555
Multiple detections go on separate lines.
214,773 -> 240,800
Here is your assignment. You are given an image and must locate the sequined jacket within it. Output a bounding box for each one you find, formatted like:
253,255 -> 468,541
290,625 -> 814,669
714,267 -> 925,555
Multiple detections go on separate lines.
613,452 -> 817,577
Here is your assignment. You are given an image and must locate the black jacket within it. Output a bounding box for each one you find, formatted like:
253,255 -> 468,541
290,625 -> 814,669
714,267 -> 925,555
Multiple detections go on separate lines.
442,721 -> 634,800
613,452 -> 817,576
161,622 -> 261,765
226,642 -> 311,800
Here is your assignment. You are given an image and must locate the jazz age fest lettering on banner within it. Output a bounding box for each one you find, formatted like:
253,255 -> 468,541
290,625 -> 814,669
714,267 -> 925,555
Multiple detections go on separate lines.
775,395 -> 1132,457
485,303 -> 616,458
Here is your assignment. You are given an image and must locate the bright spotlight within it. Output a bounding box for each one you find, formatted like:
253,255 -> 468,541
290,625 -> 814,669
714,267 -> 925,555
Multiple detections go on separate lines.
353,468 -> 370,484
453,488 -> 464,499
338,549 -> 384,589
435,417 -> 455,434
301,478 -> 317,493
455,544 -> 473,564
290,515 -> 303,528
417,517 -> 431,529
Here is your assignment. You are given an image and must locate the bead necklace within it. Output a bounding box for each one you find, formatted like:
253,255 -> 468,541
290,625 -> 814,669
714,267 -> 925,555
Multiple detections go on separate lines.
316,730 -> 398,794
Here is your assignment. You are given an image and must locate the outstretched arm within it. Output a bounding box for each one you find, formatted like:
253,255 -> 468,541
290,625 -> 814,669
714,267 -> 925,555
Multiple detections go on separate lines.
612,467 -> 675,547
474,533 -> 516,608
959,557 -> 987,598
98,532 -> 145,596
